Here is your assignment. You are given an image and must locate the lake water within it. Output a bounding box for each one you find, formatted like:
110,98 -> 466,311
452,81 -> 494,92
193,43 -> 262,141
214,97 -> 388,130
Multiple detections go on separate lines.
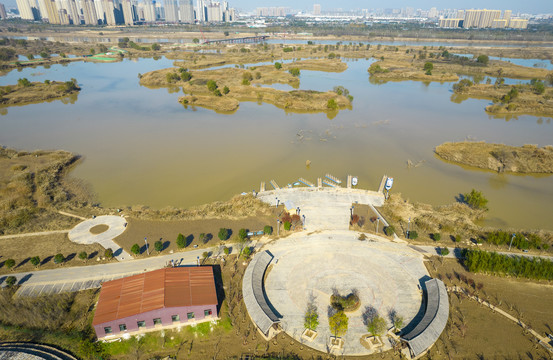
1,55 -> 552,231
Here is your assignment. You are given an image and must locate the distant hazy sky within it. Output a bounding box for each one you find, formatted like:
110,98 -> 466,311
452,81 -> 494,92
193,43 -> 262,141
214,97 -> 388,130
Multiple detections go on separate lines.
0,0 -> 549,13
232,1 -> 549,14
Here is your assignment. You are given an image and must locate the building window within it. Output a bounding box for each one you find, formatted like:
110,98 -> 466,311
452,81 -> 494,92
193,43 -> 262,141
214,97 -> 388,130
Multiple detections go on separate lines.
153,318 -> 162,325
119,324 -> 127,332
187,312 -> 195,320
171,315 -> 180,322
137,320 -> 146,328
204,309 -> 212,317
104,326 -> 112,334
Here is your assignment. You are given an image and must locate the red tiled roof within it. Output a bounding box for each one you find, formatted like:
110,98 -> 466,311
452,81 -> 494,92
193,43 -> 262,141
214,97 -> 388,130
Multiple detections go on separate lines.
93,267 -> 217,325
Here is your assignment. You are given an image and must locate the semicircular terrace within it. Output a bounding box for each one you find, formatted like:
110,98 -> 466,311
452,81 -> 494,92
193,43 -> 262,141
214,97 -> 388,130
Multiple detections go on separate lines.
242,250 -> 281,339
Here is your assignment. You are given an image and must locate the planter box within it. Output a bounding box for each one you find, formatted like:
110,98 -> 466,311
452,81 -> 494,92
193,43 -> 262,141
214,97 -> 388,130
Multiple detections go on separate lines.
360,334 -> 383,350
329,337 -> 344,351
301,329 -> 318,342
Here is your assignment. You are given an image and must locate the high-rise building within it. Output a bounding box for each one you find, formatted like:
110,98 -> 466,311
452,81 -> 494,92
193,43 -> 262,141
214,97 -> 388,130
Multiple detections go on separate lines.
164,0 -> 177,21
509,18 -> 528,29
439,9 -> 527,29
142,0 -> 155,21
179,0 -> 194,22
59,8 -> 70,23
205,1 -> 221,21
44,0 -> 61,23
101,0 -> 116,24
0,3 -> 7,19
503,9 -> 511,24
81,0 -> 98,24
121,0 -> 134,24
313,4 -> 320,15
196,0 -> 205,21
16,0 -> 33,19
438,17 -> 462,28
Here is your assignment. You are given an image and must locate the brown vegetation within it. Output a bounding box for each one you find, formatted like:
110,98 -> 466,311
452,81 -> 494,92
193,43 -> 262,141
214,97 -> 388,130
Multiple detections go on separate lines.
436,142 -> 553,174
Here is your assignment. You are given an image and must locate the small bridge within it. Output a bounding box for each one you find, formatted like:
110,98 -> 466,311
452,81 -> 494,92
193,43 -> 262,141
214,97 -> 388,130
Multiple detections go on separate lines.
203,35 -> 269,45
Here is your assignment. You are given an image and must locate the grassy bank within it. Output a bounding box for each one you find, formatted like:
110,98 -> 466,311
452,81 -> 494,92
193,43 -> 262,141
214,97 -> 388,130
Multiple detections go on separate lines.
435,142 -> 553,174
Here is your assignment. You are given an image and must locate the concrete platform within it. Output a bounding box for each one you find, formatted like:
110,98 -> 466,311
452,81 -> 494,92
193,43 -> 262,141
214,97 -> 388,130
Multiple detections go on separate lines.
262,231 -> 428,356
68,215 -> 131,261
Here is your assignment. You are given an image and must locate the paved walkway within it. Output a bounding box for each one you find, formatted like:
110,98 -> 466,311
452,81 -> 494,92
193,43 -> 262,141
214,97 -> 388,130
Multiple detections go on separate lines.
5,243 -> 249,297
68,215 -> 131,261
261,230 -> 428,356
258,188 -> 384,231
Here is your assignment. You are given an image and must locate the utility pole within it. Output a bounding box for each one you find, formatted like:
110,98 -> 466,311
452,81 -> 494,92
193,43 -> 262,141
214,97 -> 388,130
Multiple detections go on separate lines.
144,237 -> 149,255
376,217 -> 380,234
509,233 -> 515,251
407,217 -> 411,239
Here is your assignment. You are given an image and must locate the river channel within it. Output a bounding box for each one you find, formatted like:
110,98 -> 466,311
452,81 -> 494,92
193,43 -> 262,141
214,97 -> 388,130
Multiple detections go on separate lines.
0,51 -> 552,230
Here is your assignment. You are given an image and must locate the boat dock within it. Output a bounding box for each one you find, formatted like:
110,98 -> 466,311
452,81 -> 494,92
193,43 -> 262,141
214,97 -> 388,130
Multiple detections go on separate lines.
378,175 -> 387,194
325,174 -> 342,185
298,178 -> 315,187
270,180 -> 280,190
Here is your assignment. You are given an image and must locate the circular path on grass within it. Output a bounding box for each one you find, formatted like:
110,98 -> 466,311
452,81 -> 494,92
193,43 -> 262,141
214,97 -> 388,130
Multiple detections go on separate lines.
262,230 -> 428,356
68,215 -> 131,261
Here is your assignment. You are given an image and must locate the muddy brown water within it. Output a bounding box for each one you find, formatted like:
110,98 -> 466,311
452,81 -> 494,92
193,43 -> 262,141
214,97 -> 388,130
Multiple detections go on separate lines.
0,54 -> 552,230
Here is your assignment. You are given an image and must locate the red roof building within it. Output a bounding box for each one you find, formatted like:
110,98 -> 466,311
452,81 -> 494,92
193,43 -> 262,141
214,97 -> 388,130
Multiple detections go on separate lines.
92,267 -> 218,340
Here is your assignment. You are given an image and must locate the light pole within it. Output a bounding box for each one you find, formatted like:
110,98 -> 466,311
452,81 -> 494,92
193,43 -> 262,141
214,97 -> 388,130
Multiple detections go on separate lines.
509,233 -> 516,251
302,214 -> 306,230
407,217 -> 411,239
275,197 -> 279,208
350,206 -> 354,220
144,237 -> 149,255
376,217 -> 380,234
277,219 -> 280,236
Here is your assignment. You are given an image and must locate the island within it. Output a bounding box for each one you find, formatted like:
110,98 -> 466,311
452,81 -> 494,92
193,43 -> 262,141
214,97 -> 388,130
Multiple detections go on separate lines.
139,58 -> 352,114
0,78 -> 80,107
435,141 -> 553,173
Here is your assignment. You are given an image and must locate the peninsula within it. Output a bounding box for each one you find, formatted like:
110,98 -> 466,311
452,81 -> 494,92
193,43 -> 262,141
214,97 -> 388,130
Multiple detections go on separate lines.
435,141 -> 553,173
0,79 -> 80,107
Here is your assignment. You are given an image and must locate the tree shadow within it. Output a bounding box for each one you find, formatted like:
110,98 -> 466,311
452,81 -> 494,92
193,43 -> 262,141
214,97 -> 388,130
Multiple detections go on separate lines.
140,244 -> 148,254
41,256 -> 53,265
186,234 -> 194,247
18,273 -> 32,285
0,260 -> 5,269
203,233 -> 213,244
16,257 -> 30,269
88,251 -> 98,259
362,305 -> 378,326
66,253 -> 76,262
113,248 -> 123,257
455,193 -> 465,204
162,241 -> 170,251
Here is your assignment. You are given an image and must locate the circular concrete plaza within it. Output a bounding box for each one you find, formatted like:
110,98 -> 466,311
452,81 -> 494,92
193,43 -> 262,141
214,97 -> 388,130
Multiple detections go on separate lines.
68,215 -> 126,246
263,231 -> 429,356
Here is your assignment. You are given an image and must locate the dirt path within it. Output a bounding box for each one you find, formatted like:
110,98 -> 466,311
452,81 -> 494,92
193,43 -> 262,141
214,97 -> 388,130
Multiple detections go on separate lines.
57,211 -> 87,220
0,230 -> 69,240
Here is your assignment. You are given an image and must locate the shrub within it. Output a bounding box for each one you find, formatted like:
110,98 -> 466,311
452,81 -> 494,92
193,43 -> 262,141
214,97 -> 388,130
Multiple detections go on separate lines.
202,251 -> 209,259
242,71 -> 253,81
432,233 -> 441,241
463,189 -> 488,210
384,225 -> 395,236
440,247 -> 450,256
476,54 -> 489,65
213,89 -> 222,96
274,62 -> 282,70
223,86 -> 230,94
328,311 -> 348,338
263,225 -> 273,235
452,79 -> 473,93
78,251 -> 87,261
283,47 -> 293,52
54,253 -> 65,264
238,228 -> 248,241
304,304 -> 319,331
104,248 -> 113,258
180,70 -> 192,82
242,246 -> 252,258
408,231 -> 419,240
367,315 -> 386,337
223,246 -> 230,255
154,241 -> 163,252
218,228 -> 229,241
288,67 -> 300,77
284,221 -> 291,231
5,259 -> 16,269
151,43 -> 160,51
44,79 -> 50,85
327,98 -> 338,110
17,78 -> 32,87
423,62 -> 433,72
5,276 -> 16,287
30,256 -> 40,267
131,244 -> 140,254
176,233 -> 186,248
464,249 -> 553,280
241,78 -> 250,85
207,80 -> 217,92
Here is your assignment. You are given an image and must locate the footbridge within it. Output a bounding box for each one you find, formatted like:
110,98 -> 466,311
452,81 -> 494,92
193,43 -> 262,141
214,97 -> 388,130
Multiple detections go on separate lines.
203,35 -> 269,45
